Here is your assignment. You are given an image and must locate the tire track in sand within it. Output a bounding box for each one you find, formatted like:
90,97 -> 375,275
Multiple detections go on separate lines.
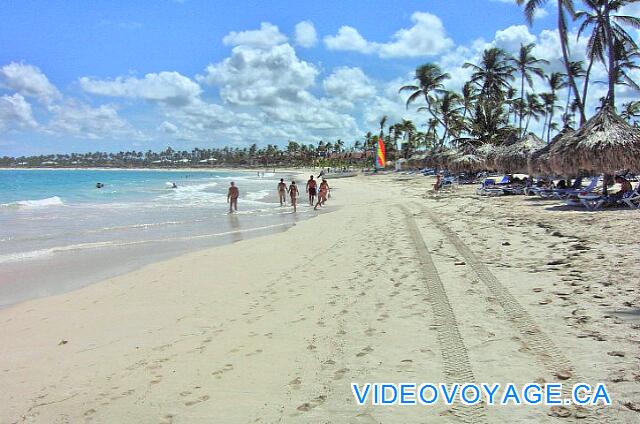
420,206 -> 609,423
400,205 -> 488,424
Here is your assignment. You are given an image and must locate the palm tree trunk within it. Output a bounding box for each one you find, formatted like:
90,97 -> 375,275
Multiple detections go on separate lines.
581,57 -> 595,115
519,70 -> 525,137
564,85 -> 572,121
603,1 -> 616,108
558,2 -> 587,125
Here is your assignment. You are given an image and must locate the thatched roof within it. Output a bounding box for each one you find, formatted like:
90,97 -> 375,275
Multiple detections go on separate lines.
550,106 -> 640,174
449,152 -> 484,173
424,147 -> 455,168
528,127 -> 574,176
475,143 -> 499,170
494,133 -> 545,173
407,153 -> 427,165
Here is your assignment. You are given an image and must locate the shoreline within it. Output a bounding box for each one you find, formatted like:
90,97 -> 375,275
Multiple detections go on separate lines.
0,216 -> 313,310
0,166 -> 311,173
1,174 -> 637,423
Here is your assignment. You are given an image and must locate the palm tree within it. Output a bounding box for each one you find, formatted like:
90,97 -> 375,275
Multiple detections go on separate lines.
379,115 -> 388,138
460,82 -> 477,126
540,92 -> 562,141
575,0 -> 640,109
400,63 -> 450,128
516,0 -> 589,124
463,47 -> 515,101
620,100 -> 640,124
511,43 -> 549,137
563,61 -> 586,122
524,93 -> 545,135
423,91 -> 463,144
600,0 -> 640,108
545,72 -> 567,141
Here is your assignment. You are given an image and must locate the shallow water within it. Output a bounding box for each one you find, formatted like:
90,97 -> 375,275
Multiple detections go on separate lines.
0,169 -> 313,307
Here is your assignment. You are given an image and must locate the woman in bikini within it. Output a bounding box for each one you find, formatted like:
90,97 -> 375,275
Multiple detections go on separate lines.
314,179 -> 328,210
288,181 -> 300,212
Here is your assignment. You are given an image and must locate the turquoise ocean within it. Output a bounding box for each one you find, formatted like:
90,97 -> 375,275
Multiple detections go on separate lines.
0,169 -> 310,307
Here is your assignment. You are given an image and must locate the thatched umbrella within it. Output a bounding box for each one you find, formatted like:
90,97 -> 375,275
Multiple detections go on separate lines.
407,153 -> 427,167
494,133 -> 546,173
449,152 -> 484,173
424,147 -> 453,169
550,106 -> 640,175
528,127 -> 574,176
476,143 -> 498,170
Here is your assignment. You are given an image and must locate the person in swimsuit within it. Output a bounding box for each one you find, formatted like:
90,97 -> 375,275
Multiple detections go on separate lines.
288,180 -> 299,212
321,178 -> 330,204
306,175 -> 317,206
614,175 -> 633,198
277,178 -> 287,206
314,179 -> 329,210
227,181 -> 239,213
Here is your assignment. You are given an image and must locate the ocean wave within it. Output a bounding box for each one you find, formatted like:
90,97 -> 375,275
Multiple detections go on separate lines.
1,196 -> 64,209
0,222 -> 294,264
245,189 -> 271,202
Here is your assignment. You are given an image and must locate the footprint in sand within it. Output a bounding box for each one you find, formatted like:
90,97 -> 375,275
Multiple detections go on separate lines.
296,394 -> 327,412
333,368 -> 350,380
356,346 -> 373,357
184,395 -> 210,407
211,363 -> 234,378
289,377 -> 302,388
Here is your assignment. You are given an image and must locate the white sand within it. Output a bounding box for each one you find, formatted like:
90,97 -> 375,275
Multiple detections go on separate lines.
1,174 -> 638,423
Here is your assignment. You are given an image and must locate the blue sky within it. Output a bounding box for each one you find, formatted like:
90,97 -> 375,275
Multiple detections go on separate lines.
0,0 -> 635,156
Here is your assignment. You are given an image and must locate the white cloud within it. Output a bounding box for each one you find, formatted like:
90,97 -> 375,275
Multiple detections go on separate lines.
79,72 -> 202,106
46,100 -> 141,140
0,62 -> 61,104
198,43 -> 318,106
159,121 -> 178,134
222,22 -> 287,49
0,93 -> 38,130
295,21 -> 318,48
324,12 -> 453,58
323,67 -> 376,106
492,25 -> 536,52
324,26 -> 376,54
378,12 -> 454,58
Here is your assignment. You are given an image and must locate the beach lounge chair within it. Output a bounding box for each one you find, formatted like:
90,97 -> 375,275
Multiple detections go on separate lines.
552,178 -> 595,199
621,184 -> 640,209
578,193 -> 608,210
538,177 -> 596,199
476,178 -> 499,196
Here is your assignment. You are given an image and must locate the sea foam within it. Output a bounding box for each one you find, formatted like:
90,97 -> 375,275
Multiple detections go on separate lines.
2,196 -> 64,209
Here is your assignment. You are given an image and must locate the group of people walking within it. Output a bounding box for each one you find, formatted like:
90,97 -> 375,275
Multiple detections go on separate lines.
226,175 -> 330,213
277,175 -> 330,212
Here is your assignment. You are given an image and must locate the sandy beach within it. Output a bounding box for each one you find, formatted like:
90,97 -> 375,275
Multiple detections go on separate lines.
1,174 -> 639,423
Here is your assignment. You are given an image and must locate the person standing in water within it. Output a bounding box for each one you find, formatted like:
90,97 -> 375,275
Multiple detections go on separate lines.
288,180 -> 299,212
306,175 -> 317,206
227,181 -> 239,213
277,178 -> 287,206
314,178 -> 329,210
